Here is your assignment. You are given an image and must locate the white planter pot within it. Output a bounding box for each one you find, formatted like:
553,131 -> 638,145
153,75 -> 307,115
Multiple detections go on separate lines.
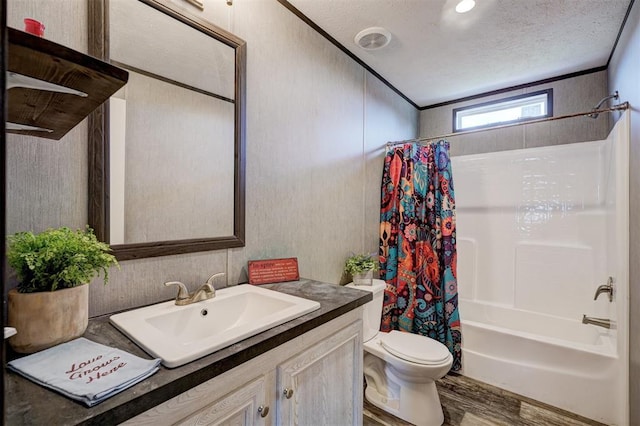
352,270 -> 374,286
8,285 -> 89,353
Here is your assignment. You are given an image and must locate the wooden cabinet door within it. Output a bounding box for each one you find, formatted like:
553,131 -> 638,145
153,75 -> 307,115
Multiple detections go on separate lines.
177,373 -> 273,426
276,321 -> 363,426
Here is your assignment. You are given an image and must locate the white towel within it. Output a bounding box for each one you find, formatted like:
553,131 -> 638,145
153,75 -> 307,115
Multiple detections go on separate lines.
8,337 -> 161,407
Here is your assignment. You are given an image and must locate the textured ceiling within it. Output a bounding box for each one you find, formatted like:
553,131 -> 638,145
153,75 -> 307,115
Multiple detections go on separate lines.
286,0 -> 631,107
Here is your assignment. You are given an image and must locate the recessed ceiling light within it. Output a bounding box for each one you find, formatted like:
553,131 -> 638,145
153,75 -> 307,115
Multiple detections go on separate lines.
455,0 -> 476,13
354,27 -> 392,50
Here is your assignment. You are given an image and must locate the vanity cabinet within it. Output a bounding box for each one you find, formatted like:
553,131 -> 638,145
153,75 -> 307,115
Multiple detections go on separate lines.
179,374 -> 273,426
277,323 -> 362,425
122,309 -> 363,426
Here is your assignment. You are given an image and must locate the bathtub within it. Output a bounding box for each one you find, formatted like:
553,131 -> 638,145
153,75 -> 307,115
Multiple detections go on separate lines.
460,300 -> 620,424
451,114 -> 629,426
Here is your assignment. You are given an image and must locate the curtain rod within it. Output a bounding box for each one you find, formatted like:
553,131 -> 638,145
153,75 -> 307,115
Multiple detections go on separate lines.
386,102 -> 630,148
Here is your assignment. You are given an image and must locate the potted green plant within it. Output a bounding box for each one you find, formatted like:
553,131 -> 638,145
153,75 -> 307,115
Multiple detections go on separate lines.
344,253 -> 378,286
6,226 -> 118,353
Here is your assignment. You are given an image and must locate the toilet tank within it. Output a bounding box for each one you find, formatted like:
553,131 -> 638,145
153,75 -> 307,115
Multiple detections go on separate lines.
347,279 -> 386,341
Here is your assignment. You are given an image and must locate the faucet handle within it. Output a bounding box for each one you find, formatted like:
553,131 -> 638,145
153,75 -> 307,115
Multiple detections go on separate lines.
593,276 -> 614,302
206,273 -> 226,288
165,281 -> 190,302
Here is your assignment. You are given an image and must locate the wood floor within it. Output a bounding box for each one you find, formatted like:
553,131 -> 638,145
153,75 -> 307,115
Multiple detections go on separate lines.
363,374 -> 606,426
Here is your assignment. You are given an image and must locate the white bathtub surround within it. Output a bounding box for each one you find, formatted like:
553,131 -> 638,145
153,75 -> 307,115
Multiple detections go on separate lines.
452,111 -> 629,425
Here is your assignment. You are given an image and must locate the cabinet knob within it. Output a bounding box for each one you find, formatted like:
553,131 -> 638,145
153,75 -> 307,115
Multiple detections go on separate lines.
283,388 -> 294,399
257,405 -> 269,418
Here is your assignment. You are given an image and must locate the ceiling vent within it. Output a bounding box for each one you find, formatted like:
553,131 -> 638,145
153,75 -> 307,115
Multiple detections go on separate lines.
354,27 -> 392,50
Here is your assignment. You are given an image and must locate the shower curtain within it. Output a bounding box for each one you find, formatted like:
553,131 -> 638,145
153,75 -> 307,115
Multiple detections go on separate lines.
379,141 -> 461,371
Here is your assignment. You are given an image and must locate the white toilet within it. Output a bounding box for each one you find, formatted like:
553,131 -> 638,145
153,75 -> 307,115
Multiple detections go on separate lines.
347,279 -> 453,426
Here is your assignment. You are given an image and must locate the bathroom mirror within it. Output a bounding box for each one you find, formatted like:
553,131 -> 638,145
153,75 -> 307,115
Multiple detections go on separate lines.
88,0 -> 246,260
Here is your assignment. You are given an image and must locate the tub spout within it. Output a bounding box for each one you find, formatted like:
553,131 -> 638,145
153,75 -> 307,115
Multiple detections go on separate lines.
593,277 -> 614,302
582,315 -> 612,329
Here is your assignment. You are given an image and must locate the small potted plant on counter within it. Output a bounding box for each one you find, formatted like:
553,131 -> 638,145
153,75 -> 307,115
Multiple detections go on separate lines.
344,253 -> 378,286
6,226 -> 118,353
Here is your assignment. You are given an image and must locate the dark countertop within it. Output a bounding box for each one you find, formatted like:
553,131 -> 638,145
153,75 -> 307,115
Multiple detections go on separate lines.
4,280 -> 372,425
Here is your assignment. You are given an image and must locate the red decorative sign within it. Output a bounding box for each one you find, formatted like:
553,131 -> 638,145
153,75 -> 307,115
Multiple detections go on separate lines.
248,258 -> 300,285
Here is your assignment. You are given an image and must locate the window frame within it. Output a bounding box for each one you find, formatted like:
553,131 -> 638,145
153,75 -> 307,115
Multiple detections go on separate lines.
452,89 -> 553,133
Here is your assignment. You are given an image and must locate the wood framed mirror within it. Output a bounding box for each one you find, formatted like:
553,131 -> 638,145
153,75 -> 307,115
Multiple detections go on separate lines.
88,0 -> 246,261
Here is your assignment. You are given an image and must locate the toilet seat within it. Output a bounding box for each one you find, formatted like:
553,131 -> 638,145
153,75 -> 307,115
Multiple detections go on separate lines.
379,330 -> 451,365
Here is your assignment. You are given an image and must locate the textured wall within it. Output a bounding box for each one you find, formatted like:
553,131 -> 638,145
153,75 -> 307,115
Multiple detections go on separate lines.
5,0 -> 418,316
608,1 -> 640,423
419,71 -> 610,157
6,1 -> 89,235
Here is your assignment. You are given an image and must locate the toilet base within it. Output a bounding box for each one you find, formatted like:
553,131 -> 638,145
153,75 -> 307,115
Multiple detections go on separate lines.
364,354 -> 445,426
365,381 -> 444,426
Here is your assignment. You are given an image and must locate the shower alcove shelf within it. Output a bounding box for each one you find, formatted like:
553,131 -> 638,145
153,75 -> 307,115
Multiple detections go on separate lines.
7,27 -> 128,140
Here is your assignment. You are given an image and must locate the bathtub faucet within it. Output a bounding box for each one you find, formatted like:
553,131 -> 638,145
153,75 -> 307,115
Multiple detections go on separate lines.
581,315 -> 612,329
593,277 -> 614,302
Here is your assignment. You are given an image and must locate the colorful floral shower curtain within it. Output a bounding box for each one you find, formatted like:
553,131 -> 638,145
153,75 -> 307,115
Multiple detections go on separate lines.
379,140 -> 461,371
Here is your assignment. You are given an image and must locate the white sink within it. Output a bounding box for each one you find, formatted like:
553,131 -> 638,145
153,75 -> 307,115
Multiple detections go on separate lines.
110,284 -> 320,368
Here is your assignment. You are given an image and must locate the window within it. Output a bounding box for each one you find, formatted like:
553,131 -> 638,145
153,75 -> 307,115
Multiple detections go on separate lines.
453,89 -> 553,132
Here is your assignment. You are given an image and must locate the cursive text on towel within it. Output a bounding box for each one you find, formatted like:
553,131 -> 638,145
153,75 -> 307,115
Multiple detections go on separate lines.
66,355 -> 128,384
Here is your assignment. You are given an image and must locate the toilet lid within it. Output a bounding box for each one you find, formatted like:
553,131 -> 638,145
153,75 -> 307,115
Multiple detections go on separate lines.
379,330 -> 452,365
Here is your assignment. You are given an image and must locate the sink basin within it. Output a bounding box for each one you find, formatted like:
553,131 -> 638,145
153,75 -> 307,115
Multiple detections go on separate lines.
110,284 -> 320,368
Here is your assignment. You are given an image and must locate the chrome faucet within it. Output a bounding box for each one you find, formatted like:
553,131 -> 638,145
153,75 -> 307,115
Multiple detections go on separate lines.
164,273 -> 225,306
593,277 -> 614,302
581,315 -> 612,329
